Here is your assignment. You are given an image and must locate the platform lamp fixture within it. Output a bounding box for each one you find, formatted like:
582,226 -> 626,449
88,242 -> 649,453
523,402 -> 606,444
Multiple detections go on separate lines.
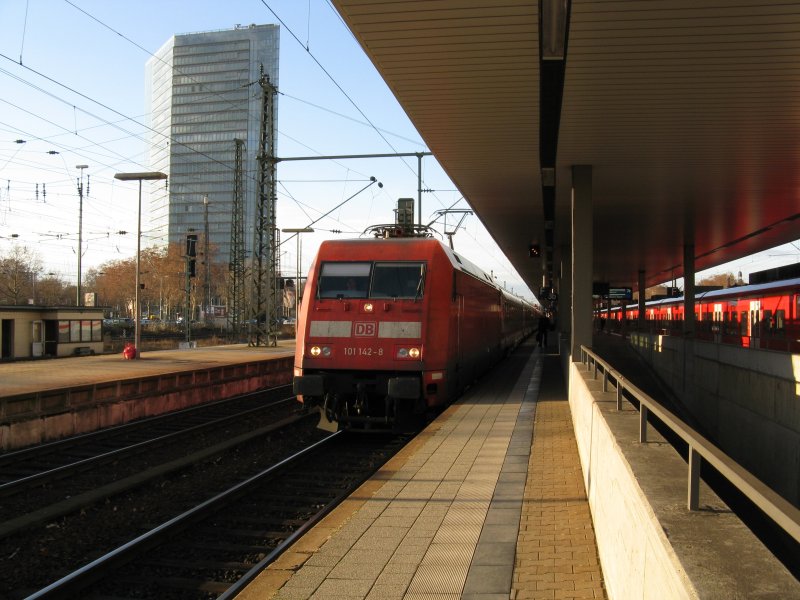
281,228 -> 314,322
541,0 -> 569,60
113,171 -> 168,358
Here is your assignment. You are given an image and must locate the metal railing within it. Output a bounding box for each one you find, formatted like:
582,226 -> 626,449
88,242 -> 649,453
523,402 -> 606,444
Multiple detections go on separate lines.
579,345 -> 800,545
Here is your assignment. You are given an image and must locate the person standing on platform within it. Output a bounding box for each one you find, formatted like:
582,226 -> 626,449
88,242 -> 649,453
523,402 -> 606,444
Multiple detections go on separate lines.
537,313 -> 551,348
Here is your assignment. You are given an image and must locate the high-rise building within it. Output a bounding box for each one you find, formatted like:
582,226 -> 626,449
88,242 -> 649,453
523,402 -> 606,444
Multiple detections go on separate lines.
145,24 -> 279,263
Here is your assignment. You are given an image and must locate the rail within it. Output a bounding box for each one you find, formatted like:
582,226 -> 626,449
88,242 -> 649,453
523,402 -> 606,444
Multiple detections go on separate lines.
579,345 -> 800,545
27,431 -> 342,599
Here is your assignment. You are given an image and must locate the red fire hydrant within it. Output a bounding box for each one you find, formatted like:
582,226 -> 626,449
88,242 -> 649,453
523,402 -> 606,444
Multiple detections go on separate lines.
123,343 -> 137,360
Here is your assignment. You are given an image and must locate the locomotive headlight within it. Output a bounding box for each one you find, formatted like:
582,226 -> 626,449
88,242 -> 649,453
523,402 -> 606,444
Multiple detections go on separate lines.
364,302 -> 374,312
310,345 -> 332,357
322,346 -> 332,357
310,345 -> 322,356
396,346 -> 421,359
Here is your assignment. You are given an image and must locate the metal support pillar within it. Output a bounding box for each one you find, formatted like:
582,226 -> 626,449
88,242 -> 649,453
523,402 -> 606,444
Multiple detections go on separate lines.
638,270 -> 646,328
683,218 -> 696,405
558,243 -> 571,353
571,165 -> 593,361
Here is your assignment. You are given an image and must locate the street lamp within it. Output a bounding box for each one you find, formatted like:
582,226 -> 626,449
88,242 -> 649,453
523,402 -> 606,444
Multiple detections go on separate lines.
281,227 -> 314,326
76,164 -> 89,306
203,196 -> 210,324
114,171 -> 168,358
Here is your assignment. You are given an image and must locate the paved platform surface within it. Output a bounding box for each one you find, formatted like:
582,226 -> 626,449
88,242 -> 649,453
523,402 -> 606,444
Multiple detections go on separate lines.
239,342 -> 607,600
0,341 -> 295,397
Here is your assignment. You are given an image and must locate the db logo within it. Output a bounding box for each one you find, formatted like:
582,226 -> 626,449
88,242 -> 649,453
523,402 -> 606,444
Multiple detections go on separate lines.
354,322 -> 377,337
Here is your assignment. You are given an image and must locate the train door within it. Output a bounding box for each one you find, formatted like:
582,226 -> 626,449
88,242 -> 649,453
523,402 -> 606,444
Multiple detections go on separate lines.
713,303 -> 723,343
763,308 -> 773,341
728,310 -> 738,340
455,293 -> 465,388
750,300 -> 761,348
739,310 -> 749,346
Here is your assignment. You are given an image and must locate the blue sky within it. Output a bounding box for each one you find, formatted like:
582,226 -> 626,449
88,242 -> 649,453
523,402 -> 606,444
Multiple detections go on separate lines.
0,0 -> 534,298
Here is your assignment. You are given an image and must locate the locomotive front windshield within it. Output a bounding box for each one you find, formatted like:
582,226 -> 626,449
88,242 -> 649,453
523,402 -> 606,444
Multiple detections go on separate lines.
317,261 -> 425,299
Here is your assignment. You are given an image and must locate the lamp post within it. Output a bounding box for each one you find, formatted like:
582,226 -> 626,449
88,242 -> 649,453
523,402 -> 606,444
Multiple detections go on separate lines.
281,228 -> 314,324
75,164 -> 89,306
114,171 -> 168,358
203,196 -> 210,324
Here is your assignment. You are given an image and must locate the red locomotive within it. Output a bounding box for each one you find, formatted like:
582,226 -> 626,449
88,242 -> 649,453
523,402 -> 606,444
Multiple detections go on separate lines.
293,225 -> 538,431
602,277 -> 800,352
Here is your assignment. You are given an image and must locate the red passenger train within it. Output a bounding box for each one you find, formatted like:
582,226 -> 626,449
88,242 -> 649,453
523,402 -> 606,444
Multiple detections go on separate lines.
293,229 -> 538,431
603,277 -> 800,352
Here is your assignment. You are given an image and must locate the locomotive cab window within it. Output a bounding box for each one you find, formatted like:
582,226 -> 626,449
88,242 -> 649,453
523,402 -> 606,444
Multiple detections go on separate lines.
318,262 -> 371,298
370,262 -> 425,299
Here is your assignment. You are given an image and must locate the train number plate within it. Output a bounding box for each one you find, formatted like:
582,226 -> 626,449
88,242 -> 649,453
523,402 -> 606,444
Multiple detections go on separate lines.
343,347 -> 384,357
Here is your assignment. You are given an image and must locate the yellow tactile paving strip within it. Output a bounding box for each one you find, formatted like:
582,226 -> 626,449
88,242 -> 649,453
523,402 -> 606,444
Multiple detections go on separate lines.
513,358 -> 608,600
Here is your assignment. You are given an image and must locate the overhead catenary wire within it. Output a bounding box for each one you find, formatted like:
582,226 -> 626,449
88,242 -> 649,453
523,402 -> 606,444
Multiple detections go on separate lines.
0,51 -> 262,194
279,177 -> 381,247
18,0 -> 30,65
2,32 -> 408,238
259,0 -> 445,212
0,3 -> 517,289
2,2 -> 429,221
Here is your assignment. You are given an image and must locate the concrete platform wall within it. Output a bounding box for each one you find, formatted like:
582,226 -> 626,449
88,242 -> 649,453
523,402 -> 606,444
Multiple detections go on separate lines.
0,357 -> 293,451
568,359 -> 695,600
628,333 -> 800,506
567,359 -> 800,599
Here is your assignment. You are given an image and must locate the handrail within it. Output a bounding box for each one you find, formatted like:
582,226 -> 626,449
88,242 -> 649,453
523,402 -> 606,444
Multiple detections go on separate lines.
579,345 -> 800,544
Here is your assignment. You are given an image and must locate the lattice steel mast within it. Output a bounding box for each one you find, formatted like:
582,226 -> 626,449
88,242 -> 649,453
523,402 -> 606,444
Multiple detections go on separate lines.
250,66 -> 280,347
228,137 -> 246,340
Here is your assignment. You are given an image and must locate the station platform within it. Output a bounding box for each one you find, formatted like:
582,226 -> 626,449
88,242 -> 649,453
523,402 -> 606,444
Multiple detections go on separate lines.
0,342 -> 296,451
0,341 -> 295,397
239,342 -> 608,600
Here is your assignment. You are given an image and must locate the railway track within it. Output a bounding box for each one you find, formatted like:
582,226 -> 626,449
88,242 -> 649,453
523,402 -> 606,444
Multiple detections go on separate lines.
0,385 -> 296,486
0,388 -> 339,597
26,431 -> 407,599
0,385 -> 302,540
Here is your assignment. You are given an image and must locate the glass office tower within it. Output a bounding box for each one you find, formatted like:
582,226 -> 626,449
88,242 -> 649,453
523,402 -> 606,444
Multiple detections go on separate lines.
145,24 -> 279,263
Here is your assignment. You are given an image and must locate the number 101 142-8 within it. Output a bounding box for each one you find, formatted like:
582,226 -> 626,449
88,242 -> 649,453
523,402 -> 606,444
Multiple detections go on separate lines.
343,347 -> 384,357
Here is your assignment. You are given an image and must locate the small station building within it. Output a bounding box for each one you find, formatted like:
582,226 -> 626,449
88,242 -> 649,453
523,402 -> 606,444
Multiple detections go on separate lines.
0,305 -> 105,360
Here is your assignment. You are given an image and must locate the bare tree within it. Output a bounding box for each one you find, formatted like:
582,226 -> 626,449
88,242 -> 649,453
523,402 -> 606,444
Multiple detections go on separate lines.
0,246 -> 44,305
698,272 -> 738,288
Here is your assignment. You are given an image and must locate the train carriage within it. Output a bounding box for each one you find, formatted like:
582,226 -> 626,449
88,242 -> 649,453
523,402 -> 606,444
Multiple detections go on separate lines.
602,277 -> 800,351
293,235 -> 537,432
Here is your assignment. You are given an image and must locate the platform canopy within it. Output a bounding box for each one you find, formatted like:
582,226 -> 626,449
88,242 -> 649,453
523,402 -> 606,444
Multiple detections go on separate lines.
331,0 -> 800,295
